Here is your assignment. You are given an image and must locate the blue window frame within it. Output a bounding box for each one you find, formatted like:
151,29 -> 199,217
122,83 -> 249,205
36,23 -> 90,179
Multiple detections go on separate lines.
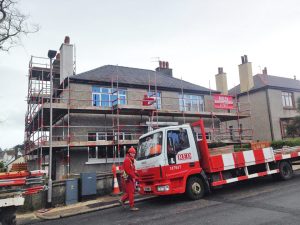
92,87 -> 127,107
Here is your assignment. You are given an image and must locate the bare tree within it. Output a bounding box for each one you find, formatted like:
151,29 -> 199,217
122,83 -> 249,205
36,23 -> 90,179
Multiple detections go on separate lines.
0,0 -> 39,51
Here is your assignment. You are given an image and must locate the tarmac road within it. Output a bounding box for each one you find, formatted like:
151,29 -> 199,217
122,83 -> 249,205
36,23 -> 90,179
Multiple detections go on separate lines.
33,171 -> 300,225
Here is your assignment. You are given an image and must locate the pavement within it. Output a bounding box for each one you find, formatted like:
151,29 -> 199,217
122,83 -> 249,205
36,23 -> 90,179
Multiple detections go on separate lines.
16,194 -> 155,225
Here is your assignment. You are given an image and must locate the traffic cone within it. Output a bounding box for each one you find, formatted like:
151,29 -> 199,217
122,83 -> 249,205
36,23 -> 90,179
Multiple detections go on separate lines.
111,164 -> 121,195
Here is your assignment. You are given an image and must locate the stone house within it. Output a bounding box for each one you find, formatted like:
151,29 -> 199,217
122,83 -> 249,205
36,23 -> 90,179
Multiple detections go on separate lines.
224,56 -> 300,141
25,39 -> 247,180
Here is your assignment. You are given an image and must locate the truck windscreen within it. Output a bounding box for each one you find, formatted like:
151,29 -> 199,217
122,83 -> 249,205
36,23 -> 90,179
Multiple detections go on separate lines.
136,131 -> 163,160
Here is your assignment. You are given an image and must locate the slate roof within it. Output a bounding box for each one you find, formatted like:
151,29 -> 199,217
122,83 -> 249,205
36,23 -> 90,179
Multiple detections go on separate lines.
229,74 -> 300,96
3,150 -> 16,156
69,65 -> 216,93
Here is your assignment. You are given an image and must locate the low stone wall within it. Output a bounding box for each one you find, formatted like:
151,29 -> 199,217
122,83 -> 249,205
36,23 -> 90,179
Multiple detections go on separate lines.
96,173 -> 113,195
19,172 -> 113,212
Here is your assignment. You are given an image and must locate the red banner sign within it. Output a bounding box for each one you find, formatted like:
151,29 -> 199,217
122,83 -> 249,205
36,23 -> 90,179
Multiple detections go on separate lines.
213,94 -> 234,109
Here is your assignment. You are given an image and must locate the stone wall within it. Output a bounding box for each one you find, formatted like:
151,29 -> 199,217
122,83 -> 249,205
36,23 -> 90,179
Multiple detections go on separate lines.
267,89 -> 300,140
19,173 -> 113,212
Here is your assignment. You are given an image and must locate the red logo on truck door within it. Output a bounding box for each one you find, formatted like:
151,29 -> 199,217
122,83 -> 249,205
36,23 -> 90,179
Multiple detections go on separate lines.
178,153 -> 192,160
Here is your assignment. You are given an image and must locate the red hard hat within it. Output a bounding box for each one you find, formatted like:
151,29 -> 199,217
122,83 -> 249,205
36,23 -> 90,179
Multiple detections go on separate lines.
128,147 -> 136,154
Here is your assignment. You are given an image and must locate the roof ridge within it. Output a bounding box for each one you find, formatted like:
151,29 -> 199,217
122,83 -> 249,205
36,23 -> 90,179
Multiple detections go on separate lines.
106,64 -> 154,73
94,65 -> 213,91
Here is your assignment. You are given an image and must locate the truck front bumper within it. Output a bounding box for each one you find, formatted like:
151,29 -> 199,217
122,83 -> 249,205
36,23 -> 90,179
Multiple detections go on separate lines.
138,181 -> 176,195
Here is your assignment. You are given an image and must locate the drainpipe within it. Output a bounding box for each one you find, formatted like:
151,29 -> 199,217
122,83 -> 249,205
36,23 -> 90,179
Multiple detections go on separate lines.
265,89 -> 274,141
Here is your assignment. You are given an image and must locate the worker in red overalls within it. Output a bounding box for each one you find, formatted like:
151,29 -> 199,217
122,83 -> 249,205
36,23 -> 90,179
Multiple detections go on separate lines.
119,146 -> 139,211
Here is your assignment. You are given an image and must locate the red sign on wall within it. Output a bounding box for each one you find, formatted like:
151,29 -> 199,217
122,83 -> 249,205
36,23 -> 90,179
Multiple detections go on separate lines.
213,94 -> 234,109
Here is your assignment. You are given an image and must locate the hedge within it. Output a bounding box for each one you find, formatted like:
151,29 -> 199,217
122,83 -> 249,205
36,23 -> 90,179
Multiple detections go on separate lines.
271,138 -> 300,149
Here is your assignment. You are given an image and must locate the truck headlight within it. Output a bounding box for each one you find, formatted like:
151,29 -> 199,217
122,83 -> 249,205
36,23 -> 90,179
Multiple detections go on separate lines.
157,185 -> 170,192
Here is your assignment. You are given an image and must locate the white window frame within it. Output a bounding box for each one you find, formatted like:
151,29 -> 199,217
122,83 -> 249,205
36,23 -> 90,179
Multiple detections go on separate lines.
88,132 -> 134,142
179,94 -> 204,112
282,92 -> 294,108
87,145 -> 127,164
87,130 -> 134,164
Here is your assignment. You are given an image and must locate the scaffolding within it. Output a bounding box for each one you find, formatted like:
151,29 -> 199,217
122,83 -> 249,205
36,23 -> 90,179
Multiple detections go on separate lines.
25,59 -> 253,179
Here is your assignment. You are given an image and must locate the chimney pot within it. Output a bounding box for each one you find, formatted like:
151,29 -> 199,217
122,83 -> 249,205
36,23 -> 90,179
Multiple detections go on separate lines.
241,56 -> 245,64
294,75 -> 297,80
244,55 -> 248,63
218,67 -> 223,74
162,61 -> 166,68
262,67 -> 268,75
166,61 -> 169,69
159,61 -> 163,68
64,36 -> 70,44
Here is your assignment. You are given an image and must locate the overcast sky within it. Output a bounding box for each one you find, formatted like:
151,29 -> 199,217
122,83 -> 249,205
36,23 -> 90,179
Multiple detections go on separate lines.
1,0 -> 300,149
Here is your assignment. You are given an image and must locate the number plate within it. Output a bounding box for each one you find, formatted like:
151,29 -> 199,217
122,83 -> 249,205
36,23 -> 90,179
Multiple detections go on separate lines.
144,186 -> 152,191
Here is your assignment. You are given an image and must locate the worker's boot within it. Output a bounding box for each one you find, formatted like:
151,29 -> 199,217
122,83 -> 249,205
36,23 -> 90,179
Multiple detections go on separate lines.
118,199 -> 126,209
130,207 -> 139,211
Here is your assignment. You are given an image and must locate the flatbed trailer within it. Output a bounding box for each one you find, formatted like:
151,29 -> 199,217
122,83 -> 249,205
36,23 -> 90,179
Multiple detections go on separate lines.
0,170 -> 46,225
135,119 -> 300,200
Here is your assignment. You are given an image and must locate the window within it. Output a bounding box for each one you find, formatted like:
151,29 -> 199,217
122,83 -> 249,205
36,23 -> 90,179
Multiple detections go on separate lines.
280,118 -> 299,138
88,147 -> 97,159
115,146 -> 126,158
87,146 -> 127,162
148,91 -> 161,109
92,86 -> 127,107
97,146 -> 107,158
88,132 -> 132,141
136,132 -> 163,160
167,129 -> 190,153
88,133 -> 96,141
167,129 -> 190,164
179,94 -> 204,112
282,92 -> 294,108
88,146 -> 108,160
97,133 -> 106,141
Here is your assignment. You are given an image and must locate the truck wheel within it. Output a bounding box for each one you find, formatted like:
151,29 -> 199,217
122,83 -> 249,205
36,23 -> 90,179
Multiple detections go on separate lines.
279,161 -> 293,181
0,208 -> 17,225
185,177 -> 205,200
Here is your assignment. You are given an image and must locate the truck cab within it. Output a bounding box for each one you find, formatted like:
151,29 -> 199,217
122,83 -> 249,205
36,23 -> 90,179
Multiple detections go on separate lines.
135,122 -> 209,199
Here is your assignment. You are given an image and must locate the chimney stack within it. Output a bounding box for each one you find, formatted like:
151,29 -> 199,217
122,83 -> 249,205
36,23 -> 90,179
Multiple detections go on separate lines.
156,60 -> 173,77
60,36 -> 74,84
238,54 -> 254,93
262,67 -> 268,75
215,67 -> 228,95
